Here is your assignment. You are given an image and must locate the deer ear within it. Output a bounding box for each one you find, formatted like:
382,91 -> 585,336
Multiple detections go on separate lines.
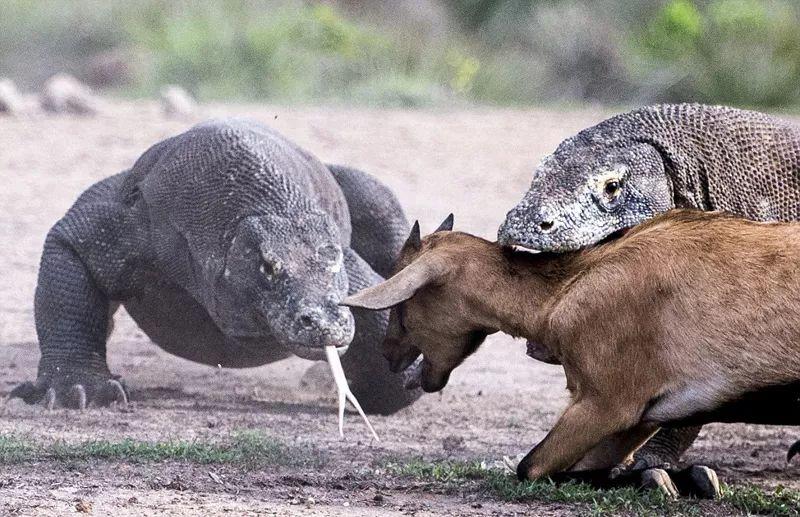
341,254 -> 449,310
434,213 -> 454,233
402,220 -> 421,252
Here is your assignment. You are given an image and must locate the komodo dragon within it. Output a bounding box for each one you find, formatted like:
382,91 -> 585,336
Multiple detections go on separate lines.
497,103 -> 800,497
11,118 -> 419,418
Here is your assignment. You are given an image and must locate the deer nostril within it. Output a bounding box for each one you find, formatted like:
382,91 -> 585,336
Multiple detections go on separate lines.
539,220 -> 554,232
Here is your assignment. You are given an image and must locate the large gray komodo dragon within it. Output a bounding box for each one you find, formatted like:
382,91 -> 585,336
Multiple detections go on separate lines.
498,103 -> 800,496
12,118 -> 419,415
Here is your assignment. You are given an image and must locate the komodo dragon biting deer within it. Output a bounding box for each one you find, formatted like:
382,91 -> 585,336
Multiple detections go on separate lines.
345,213 -> 800,498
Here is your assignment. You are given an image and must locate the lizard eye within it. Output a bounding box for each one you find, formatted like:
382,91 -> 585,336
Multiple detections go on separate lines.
603,179 -> 622,200
259,259 -> 281,279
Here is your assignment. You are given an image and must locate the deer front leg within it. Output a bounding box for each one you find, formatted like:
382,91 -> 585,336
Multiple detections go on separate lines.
517,398 -> 639,481
571,423 -> 660,472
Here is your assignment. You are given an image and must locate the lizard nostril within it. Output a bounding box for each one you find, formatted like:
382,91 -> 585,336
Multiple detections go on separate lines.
298,314 -> 315,329
539,220 -> 554,232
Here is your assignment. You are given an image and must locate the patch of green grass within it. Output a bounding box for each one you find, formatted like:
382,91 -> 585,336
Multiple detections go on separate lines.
0,430 -> 321,468
387,458 -> 692,515
0,435 -> 35,463
385,457 -> 800,516
722,484 -> 800,516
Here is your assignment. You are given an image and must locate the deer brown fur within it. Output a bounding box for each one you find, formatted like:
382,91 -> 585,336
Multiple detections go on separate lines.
342,210 -> 800,481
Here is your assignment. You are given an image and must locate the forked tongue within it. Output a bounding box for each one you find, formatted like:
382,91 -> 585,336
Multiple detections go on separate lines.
324,346 -> 379,442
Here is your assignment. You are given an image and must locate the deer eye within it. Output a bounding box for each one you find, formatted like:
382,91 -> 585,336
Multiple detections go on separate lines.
603,179 -> 622,200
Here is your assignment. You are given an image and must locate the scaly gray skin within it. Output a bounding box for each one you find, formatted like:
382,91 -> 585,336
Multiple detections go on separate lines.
11,119 -> 419,415
498,104 -> 800,497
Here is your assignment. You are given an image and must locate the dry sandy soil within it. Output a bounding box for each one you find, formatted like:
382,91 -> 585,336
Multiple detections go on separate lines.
1,101 -> 799,516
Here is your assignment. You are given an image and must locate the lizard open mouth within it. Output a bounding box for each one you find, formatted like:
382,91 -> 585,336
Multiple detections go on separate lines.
509,244 -> 541,255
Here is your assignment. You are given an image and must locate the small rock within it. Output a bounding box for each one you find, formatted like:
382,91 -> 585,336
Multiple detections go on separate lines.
442,434 -> 466,453
160,85 -> 196,118
0,79 -> 23,115
163,476 -> 187,491
75,499 -> 93,513
85,48 -> 135,88
40,73 -> 99,115
373,494 -> 384,503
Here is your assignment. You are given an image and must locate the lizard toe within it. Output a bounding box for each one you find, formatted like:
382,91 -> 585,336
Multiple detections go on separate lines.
44,387 -> 57,410
639,468 -> 679,499
673,465 -> 720,499
65,384 -> 88,410
93,379 -> 129,407
9,381 -> 47,404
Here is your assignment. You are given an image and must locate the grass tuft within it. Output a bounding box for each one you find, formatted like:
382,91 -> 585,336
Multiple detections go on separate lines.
0,430 -> 321,468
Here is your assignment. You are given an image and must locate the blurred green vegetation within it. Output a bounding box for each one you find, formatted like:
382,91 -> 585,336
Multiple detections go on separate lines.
1,0 -> 799,108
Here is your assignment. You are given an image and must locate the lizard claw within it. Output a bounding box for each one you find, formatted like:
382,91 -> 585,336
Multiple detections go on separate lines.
94,379 -> 128,407
640,468 -> 679,499
45,387 -> 57,410
67,384 -> 88,410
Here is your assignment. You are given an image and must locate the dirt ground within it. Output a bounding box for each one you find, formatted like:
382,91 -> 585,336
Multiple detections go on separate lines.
1,101 -> 799,516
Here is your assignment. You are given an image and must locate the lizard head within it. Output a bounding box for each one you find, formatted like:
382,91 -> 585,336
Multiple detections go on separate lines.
498,141 -> 673,252
216,212 -> 354,360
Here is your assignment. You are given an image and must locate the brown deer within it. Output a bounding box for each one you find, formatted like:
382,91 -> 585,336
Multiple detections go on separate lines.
342,211 -> 800,485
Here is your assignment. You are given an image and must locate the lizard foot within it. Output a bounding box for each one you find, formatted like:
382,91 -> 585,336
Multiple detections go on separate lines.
10,373 -> 128,409
613,461 -> 719,500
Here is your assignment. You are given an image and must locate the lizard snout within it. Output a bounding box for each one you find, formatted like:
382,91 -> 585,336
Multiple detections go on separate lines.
293,303 -> 354,348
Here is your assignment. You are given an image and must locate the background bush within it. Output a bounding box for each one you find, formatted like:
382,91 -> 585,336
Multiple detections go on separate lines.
1,0 -> 798,109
